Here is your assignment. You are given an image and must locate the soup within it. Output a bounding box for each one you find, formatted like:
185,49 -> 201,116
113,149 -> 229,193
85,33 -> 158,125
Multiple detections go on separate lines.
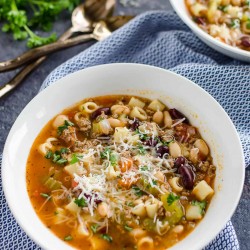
185,0 -> 250,51
26,95 -> 216,250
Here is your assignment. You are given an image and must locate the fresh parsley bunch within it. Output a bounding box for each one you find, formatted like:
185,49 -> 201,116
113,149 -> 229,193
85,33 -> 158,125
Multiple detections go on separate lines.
0,0 -> 80,48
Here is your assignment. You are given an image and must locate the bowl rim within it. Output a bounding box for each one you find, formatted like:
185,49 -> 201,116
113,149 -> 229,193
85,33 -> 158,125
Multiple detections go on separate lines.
169,0 -> 250,58
2,63 -> 245,250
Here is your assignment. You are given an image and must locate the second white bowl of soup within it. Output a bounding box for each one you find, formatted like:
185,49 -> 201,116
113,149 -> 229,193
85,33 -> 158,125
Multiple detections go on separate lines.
2,63 -> 244,250
170,0 -> 250,62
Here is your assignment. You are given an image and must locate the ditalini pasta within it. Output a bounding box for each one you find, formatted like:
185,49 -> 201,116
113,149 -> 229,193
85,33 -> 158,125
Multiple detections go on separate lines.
26,95 -> 216,250
186,0 -> 250,51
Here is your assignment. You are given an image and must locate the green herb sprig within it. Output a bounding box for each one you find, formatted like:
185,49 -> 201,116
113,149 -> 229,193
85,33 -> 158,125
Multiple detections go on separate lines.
167,193 -> 180,205
0,0 -> 80,48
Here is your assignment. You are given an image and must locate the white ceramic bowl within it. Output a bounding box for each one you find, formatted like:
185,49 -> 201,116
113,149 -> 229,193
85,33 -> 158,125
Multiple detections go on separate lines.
170,0 -> 250,62
2,63 -> 245,250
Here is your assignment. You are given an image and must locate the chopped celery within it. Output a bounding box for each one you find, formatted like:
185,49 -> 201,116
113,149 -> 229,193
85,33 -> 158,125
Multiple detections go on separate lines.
43,176 -> 62,190
142,218 -> 156,232
161,193 -> 184,225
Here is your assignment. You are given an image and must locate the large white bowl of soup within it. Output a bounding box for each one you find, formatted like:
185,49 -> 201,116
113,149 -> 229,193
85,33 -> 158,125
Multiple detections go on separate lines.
170,0 -> 250,62
2,63 -> 244,250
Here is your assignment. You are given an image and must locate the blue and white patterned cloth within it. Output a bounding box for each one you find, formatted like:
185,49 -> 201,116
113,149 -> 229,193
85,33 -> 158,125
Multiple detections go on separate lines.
1,10 -> 249,250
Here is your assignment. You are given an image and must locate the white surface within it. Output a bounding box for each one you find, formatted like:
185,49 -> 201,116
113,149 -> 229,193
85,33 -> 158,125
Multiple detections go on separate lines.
170,0 -> 250,62
2,63 -> 245,250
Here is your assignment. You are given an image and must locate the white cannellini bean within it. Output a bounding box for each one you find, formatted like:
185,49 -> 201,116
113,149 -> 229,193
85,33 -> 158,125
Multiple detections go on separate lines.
163,111 -> 172,128
153,111 -> 163,124
97,202 -> 109,217
108,117 -> 125,128
172,225 -> 184,234
52,115 -> 69,128
111,105 -> 130,115
194,139 -> 209,157
169,141 -> 182,158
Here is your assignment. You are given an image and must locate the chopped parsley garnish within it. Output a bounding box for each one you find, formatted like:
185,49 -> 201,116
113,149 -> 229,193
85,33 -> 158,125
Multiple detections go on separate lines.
124,225 -> 133,232
192,200 -> 207,214
40,193 -> 50,199
247,22 -> 250,29
54,211 -> 59,215
152,180 -> 157,186
218,5 -> 228,12
100,234 -> 113,243
70,154 -> 83,164
126,201 -> 134,207
64,235 -> 73,241
60,148 -> 69,154
52,151 -> 67,165
135,129 -> 149,140
231,19 -> 240,29
167,193 -> 180,205
90,224 -> 99,233
101,148 -> 111,159
101,148 -> 117,166
140,166 -> 148,171
74,197 -> 87,207
137,144 -> 146,155
162,139 -> 174,146
132,186 -> 144,197
45,150 -> 53,159
57,120 -> 74,135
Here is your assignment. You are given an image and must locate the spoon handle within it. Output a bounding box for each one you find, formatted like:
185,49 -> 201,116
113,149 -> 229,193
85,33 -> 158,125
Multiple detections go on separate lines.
0,34 -> 94,73
0,28 -> 92,99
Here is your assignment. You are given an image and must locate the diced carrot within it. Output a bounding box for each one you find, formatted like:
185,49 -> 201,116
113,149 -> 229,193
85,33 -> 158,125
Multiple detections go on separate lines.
72,180 -> 78,188
118,177 -> 137,189
119,158 -> 133,173
33,190 -> 39,197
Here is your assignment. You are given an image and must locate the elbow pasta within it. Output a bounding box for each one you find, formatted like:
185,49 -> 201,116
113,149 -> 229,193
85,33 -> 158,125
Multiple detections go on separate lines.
128,97 -> 146,108
130,107 -> 147,120
38,137 -> 57,156
79,101 -> 98,113
137,237 -> 154,250
148,99 -> 165,111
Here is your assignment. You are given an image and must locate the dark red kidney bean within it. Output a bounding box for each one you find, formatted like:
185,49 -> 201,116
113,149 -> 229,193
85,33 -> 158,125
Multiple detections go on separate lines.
174,156 -> 186,168
130,118 -> 140,131
194,17 -> 206,26
91,107 -> 110,120
156,145 -> 169,158
169,108 -> 189,124
178,164 -> 195,190
84,193 -> 102,204
143,137 -> 159,147
241,36 -> 250,47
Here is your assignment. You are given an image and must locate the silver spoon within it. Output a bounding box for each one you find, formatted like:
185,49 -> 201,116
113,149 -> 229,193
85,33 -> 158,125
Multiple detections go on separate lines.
0,0 -> 116,97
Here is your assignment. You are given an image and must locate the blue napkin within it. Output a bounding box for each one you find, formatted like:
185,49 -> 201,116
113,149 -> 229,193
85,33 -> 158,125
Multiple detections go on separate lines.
1,10 -> 249,250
